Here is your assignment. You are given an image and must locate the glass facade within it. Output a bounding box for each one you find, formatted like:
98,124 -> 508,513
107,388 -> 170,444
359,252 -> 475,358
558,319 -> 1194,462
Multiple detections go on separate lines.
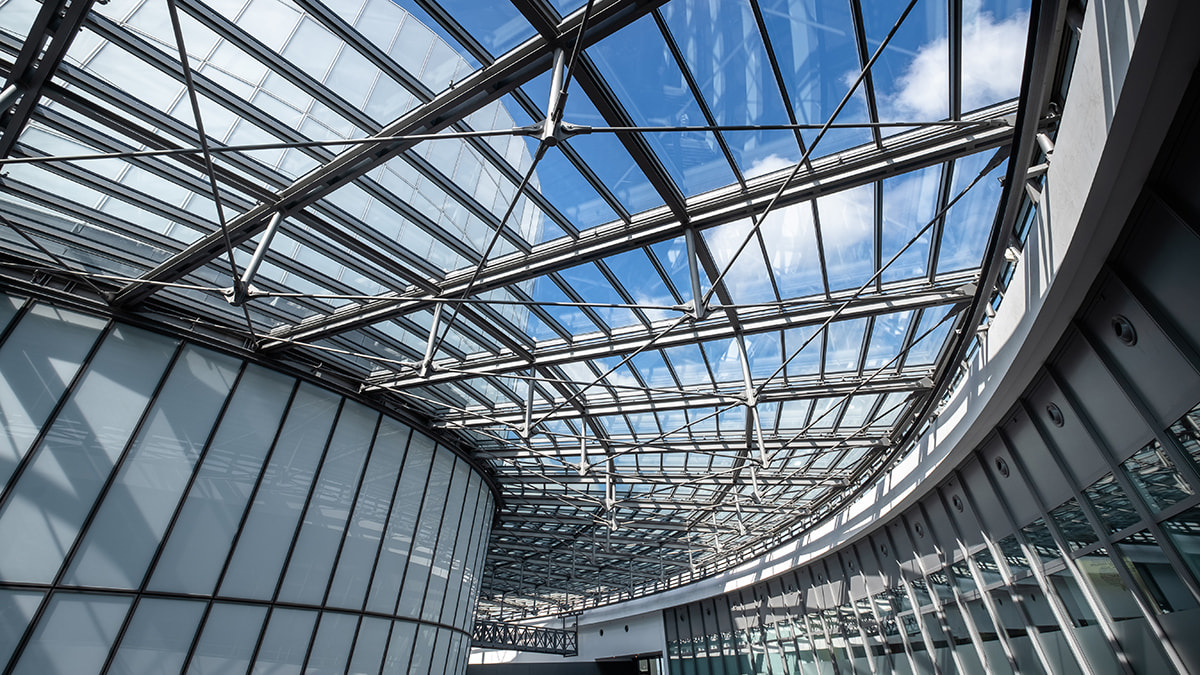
0,294 -> 492,675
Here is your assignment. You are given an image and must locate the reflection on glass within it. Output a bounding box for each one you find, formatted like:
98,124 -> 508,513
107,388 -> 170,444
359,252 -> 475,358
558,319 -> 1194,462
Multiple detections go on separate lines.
0,590 -> 42,670
1048,499 -> 1098,551
1168,403 -> 1200,472
996,535 -> 1031,577
1073,549 -> 1141,622
107,598 -> 205,675
11,593 -> 130,675
1114,529 -> 1198,614
1082,473 -> 1141,535
973,548 -> 1003,587
1020,519 -> 1063,565
1121,440 -> 1194,512
1160,505 -> 1200,586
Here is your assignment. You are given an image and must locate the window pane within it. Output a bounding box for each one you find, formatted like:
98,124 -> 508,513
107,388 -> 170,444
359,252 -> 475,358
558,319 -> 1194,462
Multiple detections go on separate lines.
251,608 -> 316,675
407,624 -> 437,674
149,365 -> 295,594
1082,473 -> 1141,534
1114,529 -> 1197,613
367,434 -> 435,614
64,346 -> 241,588
347,616 -> 390,675
279,401 -> 378,604
327,418 -> 411,610
305,611 -> 357,674
397,451 -> 455,618
443,473 -> 482,629
382,621 -> 416,674
1160,505 -> 1200,586
422,459 -> 470,623
1047,499 -> 1098,551
108,597 -> 206,675
11,593 -> 131,675
0,326 -> 175,583
1121,440 -> 1193,512
0,590 -> 42,671
0,304 -> 106,491
221,383 -> 340,600
187,603 -> 267,675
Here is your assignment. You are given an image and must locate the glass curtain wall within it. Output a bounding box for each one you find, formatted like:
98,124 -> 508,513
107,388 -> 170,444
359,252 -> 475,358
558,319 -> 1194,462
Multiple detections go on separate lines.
0,295 -> 493,675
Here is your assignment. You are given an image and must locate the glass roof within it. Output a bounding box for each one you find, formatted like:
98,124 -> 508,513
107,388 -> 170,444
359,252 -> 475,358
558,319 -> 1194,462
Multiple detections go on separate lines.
0,0 -> 1032,619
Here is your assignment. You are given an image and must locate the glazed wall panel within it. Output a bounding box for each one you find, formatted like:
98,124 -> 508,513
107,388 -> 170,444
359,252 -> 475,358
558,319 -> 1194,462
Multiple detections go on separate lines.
0,297 -> 493,675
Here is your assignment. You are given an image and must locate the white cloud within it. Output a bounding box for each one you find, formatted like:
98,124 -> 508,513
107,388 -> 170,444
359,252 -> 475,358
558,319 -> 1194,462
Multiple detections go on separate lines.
884,12 -> 1028,120
744,153 -> 794,180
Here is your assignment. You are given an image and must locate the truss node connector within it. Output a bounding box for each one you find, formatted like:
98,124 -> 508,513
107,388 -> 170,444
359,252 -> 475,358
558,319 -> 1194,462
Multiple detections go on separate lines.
221,279 -> 254,306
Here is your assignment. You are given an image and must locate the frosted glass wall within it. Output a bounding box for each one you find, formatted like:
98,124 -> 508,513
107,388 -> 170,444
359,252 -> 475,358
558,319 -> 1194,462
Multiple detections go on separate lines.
0,295 -> 493,675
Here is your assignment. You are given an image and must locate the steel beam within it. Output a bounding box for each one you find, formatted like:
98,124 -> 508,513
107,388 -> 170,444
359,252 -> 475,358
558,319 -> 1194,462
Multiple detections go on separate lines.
0,0 -> 97,159
365,281 -> 970,389
258,106 -> 1010,348
110,0 -> 670,307
438,373 -> 930,428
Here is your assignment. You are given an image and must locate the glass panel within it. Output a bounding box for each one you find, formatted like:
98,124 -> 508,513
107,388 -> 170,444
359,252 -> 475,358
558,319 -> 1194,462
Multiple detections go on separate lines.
0,294 -> 23,335
1121,440 -> 1193,512
1082,473 -> 1141,534
187,602 -> 267,675
428,628 -> 451,675
973,548 -> 1003,587
407,624 -> 437,675
422,459 -> 470,623
397,450 -> 455,618
108,597 -> 206,675
63,346 -> 240,588
221,383 -> 341,600
251,608 -> 316,675
11,593 -> 131,675
996,535 -> 1031,577
1114,529 -> 1198,613
0,326 -> 174,583
305,611 -> 357,675
278,401 -> 379,605
1168,403 -> 1200,471
443,473 -> 483,629
0,590 -> 42,671
1072,549 -> 1140,622
1047,499 -> 1099,551
1159,505 -> 1200,586
0,304 -> 106,491
327,418 -> 411,610
1020,519 -> 1063,565
367,433 -> 436,614
347,616 -> 390,675
382,621 -> 417,674
149,365 -> 295,594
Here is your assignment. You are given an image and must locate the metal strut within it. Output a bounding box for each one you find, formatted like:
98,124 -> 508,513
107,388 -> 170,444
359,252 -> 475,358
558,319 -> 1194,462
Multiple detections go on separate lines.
224,211 -> 283,306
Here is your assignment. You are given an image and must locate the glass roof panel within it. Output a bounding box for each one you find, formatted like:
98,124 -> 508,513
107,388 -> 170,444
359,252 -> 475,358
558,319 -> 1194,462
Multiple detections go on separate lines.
756,0 -> 874,155
880,163 -> 943,283
760,203 -> 824,300
660,0 -> 803,178
588,13 -> 737,197
424,0 -> 538,58
702,219 -> 777,305
863,0 -> 949,123
816,182 -> 876,292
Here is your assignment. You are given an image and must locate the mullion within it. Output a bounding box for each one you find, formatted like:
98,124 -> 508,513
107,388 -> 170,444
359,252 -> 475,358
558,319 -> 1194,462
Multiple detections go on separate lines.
848,0 -> 884,148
